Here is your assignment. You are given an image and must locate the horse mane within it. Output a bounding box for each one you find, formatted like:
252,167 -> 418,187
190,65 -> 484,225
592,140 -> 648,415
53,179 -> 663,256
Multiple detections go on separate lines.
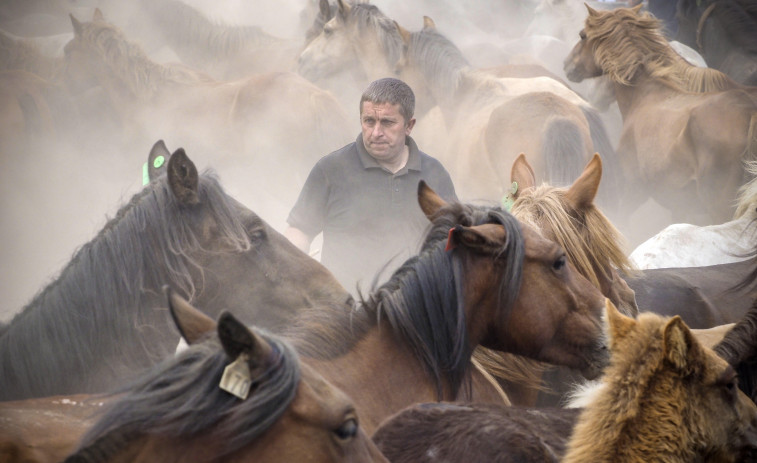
141,0 -> 286,57
406,27 -> 470,102
288,201 -> 524,400
0,171 -> 252,397
512,184 -> 632,288
586,8 -> 740,91
69,329 -> 300,462
734,159 -> 757,219
75,19 -> 211,100
346,3 -> 404,69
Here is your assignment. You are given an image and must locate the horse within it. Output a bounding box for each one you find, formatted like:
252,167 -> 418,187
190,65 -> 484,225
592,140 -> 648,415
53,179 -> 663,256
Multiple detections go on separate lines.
277,181 -> 609,433
57,289 -> 388,463
132,0 -> 303,81
371,300 -> 757,463
0,143 -> 351,400
564,5 -> 757,241
62,9 -> 353,217
676,0 -> 757,85
630,159 -> 757,269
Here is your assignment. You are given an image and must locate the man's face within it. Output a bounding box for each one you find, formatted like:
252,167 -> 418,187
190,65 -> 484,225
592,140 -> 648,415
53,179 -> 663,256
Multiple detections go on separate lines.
360,101 -> 415,163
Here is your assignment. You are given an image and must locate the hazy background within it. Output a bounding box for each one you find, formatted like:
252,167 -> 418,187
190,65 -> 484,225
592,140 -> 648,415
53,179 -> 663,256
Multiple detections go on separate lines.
0,0 -> 673,322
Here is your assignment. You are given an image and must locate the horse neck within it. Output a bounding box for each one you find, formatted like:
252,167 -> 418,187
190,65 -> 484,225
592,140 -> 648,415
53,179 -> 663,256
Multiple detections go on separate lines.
610,74 -> 666,120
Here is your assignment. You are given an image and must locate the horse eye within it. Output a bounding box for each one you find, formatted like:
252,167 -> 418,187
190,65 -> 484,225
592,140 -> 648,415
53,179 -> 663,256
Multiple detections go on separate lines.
553,255 -> 566,271
334,418 -> 358,442
249,229 -> 266,242
579,31 -> 587,40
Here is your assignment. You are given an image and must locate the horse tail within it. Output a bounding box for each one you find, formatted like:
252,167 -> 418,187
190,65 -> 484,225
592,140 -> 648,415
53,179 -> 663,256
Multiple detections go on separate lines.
541,115 -> 586,187
581,105 -> 622,213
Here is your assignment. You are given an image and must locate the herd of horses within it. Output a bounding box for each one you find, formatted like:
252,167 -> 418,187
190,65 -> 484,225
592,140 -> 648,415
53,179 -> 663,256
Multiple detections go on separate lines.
2,0 -> 757,461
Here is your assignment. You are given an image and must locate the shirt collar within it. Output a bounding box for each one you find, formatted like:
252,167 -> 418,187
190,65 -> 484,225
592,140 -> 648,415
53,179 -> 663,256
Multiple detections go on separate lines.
356,134 -> 422,173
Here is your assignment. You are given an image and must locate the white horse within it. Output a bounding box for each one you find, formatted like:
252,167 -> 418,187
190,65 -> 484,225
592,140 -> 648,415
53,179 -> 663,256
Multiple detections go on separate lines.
630,161 -> 757,269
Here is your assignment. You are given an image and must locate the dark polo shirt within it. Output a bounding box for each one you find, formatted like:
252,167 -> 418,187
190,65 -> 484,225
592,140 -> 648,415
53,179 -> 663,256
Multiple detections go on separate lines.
287,134 -> 457,293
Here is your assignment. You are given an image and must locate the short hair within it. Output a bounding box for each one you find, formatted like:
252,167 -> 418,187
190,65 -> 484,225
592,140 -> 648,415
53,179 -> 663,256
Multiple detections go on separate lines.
359,77 -> 415,123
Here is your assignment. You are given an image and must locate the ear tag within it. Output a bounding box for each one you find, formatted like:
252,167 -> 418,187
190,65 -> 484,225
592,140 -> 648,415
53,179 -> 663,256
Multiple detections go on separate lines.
142,162 -> 149,186
153,155 -> 165,169
501,181 -> 518,212
445,227 -> 456,251
219,353 -> 252,400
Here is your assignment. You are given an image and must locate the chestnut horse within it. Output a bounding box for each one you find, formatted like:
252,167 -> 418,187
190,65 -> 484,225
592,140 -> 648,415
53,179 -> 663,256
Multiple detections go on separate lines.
59,290 -> 388,463
0,145 -> 350,400
280,182 -> 608,433
371,301 -> 757,463
564,5 -> 757,235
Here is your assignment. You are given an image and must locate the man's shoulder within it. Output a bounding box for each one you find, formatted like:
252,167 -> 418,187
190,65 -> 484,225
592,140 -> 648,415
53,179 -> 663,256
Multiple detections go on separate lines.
316,141 -> 359,168
417,150 -> 451,174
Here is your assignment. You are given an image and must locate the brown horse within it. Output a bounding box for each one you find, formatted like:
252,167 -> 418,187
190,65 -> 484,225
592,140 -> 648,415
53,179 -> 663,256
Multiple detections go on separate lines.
279,182 -> 608,433
371,301 -> 757,463
58,290 -> 388,463
63,9 -> 353,213
564,5 -> 757,234
0,144 -> 350,400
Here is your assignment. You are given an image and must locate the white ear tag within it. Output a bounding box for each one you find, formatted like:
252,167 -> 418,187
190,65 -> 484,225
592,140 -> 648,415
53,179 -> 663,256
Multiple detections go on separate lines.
219,353 -> 252,400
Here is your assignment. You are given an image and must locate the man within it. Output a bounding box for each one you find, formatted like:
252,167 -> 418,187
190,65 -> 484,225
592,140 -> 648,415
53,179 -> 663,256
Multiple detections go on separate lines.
284,77 -> 457,293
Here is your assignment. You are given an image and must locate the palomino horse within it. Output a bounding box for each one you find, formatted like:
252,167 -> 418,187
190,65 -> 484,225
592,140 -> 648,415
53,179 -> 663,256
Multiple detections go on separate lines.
59,290 -> 388,463
371,301 -> 757,463
630,159 -> 757,269
63,10 -> 352,214
676,0 -> 757,85
280,182 -> 608,433
0,144 -> 350,400
564,5 -> 757,234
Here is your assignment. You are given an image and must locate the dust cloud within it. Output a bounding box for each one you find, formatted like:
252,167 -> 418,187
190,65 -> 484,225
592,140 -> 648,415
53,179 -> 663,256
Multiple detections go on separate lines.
0,0 -> 677,323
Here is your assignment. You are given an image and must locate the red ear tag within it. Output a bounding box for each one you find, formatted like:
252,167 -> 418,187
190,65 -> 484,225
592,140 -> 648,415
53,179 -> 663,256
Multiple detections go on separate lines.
445,227 -> 456,251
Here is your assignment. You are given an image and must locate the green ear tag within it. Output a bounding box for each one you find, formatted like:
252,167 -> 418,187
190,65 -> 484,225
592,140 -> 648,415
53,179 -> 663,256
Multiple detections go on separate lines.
501,181 -> 518,212
142,162 -> 149,186
153,155 -> 165,169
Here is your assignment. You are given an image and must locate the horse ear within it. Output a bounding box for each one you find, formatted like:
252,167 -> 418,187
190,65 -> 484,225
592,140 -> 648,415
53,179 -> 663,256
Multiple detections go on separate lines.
70,14 -> 83,36
418,180 -> 448,219
217,311 -> 274,374
511,153 -> 536,198
631,3 -> 643,14
395,21 -> 411,45
319,0 -> 331,18
147,140 -> 170,182
606,298 -> 636,344
166,286 -> 216,345
336,0 -> 351,19
585,3 -> 599,16
423,16 -> 436,30
449,223 -> 507,254
93,8 -> 105,22
167,148 -> 199,205
565,153 -> 602,210
663,316 -> 700,373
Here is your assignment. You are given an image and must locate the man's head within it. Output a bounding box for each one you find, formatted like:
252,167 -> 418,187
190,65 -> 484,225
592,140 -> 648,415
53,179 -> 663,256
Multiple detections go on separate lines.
359,78 -> 417,165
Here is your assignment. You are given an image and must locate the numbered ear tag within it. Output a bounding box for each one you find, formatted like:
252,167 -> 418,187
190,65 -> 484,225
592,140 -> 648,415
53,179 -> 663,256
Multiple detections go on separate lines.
142,162 -> 150,186
501,181 -> 518,212
219,353 -> 252,400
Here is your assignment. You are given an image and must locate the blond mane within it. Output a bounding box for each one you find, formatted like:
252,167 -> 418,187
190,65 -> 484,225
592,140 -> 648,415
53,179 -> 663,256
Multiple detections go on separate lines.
735,159 -> 757,219
586,8 -> 738,92
512,183 -> 632,289
74,19 -> 212,101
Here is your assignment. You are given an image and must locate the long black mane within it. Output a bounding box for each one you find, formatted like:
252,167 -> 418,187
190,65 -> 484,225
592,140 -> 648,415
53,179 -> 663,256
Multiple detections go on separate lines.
0,171 -> 251,399
66,328 -> 300,462
288,201 -> 524,400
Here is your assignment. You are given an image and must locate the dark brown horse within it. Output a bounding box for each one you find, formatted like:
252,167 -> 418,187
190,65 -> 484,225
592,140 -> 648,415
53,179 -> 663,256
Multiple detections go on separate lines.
282,182 -> 608,433
676,0 -> 757,85
0,144 -> 349,400
371,301 -> 757,463
58,290 -> 388,463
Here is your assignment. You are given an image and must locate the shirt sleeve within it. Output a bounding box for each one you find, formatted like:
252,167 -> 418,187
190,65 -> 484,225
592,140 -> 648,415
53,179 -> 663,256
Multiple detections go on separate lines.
286,160 -> 329,238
